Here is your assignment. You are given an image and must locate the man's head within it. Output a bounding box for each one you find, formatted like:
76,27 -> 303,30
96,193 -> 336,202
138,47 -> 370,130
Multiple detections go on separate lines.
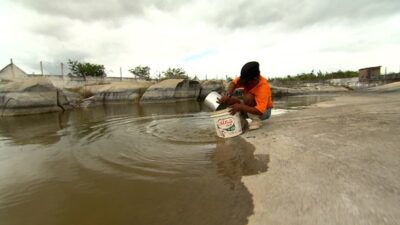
238,61 -> 260,87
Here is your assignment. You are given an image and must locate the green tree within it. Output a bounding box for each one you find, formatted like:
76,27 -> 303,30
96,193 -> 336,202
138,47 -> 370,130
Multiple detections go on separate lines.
67,59 -> 105,80
129,66 -> 151,80
270,69 -> 358,83
162,67 -> 188,79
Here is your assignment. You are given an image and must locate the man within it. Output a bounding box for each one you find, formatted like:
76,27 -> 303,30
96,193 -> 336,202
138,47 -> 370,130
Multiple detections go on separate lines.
217,61 -> 273,130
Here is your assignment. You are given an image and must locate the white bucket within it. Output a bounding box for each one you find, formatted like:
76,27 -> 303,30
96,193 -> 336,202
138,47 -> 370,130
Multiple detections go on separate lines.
210,108 -> 243,138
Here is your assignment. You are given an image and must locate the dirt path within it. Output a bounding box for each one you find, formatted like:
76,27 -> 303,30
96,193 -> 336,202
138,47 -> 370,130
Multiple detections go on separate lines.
243,84 -> 400,225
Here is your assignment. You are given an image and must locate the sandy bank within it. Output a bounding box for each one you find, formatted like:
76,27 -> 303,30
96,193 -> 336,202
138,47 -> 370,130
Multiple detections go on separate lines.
243,82 -> 400,224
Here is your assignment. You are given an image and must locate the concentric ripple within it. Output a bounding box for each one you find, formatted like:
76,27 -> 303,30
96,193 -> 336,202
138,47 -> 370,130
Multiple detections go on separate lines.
146,112 -> 216,143
72,112 -> 217,181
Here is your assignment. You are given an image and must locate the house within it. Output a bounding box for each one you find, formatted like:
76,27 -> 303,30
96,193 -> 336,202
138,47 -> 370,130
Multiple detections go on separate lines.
359,66 -> 381,82
0,60 -> 28,81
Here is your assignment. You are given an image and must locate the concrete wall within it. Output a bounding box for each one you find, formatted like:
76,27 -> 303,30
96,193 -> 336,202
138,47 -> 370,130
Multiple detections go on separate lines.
0,78 -> 70,116
26,74 -> 150,89
198,80 -> 226,100
328,77 -> 400,89
140,79 -> 201,103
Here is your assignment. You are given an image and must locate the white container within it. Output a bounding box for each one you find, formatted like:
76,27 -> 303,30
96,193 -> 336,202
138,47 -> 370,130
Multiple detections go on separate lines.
210,108 -> 243,138
204,91 -> 221,111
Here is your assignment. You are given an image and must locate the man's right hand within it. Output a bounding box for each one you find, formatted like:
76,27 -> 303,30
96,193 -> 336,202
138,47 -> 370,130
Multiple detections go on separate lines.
217,95 -> 230,104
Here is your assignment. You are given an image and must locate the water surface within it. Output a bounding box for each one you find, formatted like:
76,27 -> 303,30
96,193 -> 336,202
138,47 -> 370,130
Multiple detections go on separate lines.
0,102 -> 266,225
0,95 -> 332,225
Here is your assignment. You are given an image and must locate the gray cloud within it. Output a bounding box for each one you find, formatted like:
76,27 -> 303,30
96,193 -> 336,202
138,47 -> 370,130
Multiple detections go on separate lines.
28,20 -> 73,41
207,0 -> 400,29
15,0 -> 400,30
22,49 -> 91,74
8,0 -> 399,77
15,0 -> 190,22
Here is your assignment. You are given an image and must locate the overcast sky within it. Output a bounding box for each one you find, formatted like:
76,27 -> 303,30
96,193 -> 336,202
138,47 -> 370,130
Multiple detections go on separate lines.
0,0 -> 399,79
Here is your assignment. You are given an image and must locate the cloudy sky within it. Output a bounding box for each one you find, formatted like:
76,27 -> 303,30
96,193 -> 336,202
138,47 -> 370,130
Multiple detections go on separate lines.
0,0 -> 399,79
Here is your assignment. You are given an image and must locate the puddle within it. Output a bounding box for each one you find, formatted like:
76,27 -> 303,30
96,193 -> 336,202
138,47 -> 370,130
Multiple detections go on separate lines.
0,102 -> 268,225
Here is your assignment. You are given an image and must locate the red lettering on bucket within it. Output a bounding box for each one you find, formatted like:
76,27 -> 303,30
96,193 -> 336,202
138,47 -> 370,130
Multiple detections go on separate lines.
217,118 -> 234,128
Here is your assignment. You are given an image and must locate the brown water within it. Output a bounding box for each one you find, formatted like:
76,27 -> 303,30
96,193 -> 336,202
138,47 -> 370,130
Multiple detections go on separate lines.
273,94 -> 336,109
0,101 -> 268,225
0,95 -> 333,225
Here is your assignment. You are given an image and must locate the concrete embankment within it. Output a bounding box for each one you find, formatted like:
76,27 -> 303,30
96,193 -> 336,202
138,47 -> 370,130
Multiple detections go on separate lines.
242,82 -> 400,225
0,78 -> 71,116
0,76 -> 353,116
140,79 -> 201,103
271,84 -> 350,97
79,81 -> 153,107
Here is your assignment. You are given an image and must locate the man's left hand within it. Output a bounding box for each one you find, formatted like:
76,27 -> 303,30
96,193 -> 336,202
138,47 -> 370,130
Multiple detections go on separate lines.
229,103 -> 242,115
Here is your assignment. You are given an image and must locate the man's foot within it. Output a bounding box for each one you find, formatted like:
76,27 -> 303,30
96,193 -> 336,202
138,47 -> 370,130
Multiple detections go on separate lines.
248,114 -> 263,130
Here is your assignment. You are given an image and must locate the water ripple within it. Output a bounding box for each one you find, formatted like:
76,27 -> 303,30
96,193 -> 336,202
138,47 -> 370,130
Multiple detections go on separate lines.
71,112 -> 216,181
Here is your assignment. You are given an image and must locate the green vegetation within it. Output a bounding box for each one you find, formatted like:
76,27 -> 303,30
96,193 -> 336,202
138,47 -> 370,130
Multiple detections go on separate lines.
129,66 -> 151,80
269,70 -> 358,83
128,66 -> 189,80
161,67 -> 188,79
67,60 -> 106,80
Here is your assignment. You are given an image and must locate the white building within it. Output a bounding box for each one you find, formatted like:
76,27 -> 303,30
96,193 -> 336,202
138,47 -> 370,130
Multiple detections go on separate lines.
0,60 -> 28,81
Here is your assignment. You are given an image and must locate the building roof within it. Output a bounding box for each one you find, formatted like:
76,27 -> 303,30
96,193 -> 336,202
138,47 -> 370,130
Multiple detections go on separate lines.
359,66 -> 381,71
0,63 -> 28,79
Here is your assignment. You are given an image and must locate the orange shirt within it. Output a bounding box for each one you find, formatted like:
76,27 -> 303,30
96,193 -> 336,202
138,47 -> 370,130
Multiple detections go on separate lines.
231,76 -> 273,113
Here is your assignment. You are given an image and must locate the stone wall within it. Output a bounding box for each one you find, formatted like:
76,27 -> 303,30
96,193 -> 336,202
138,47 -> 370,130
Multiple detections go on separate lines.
0,78 -> 71,116
198,80 -> 226,100
140,79 -> 201,103
26,75 -> 149,89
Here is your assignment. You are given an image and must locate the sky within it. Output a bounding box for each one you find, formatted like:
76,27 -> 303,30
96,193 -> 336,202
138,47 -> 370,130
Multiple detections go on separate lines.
0,0 -> 399,79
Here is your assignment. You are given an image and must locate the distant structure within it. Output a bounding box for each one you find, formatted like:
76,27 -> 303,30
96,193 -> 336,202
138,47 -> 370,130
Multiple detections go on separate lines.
358,66 -> 381,82
0,59 -> 28,81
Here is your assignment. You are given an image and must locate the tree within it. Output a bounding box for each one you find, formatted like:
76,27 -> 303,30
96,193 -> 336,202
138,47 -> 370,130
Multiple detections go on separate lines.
269,69 -> 359,83
162,67 -> 188,79
129,66 -> 151,80
67,59 -> 106,80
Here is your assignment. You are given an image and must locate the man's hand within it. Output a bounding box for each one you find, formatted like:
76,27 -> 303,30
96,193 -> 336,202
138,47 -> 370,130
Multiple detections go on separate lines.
229,103 -> 242,115
217,95 -> 230,104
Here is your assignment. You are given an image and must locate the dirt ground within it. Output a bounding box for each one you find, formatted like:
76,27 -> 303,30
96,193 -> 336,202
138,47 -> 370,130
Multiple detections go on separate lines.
243,82 -> 400,225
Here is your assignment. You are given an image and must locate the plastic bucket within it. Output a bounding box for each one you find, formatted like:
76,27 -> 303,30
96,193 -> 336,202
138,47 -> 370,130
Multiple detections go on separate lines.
210,108 -> 243,138
204,91 -> 221,111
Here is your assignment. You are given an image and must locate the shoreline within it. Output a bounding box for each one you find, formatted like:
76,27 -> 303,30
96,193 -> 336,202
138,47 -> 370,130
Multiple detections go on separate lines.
241,84 -> 400,224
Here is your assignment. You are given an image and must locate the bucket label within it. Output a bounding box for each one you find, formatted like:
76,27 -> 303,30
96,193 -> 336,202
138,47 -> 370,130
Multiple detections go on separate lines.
217,118 -> 235,131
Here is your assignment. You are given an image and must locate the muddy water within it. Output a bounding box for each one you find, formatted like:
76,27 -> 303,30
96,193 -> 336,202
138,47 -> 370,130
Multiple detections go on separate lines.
273,94 -> 335,109
0,95 -> 332,225
0,101 -> 268,225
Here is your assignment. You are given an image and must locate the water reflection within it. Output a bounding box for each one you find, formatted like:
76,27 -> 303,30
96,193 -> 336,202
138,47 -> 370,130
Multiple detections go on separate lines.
213,137 -> 269,187
0,113 -> 69,145
273,94 -> 335,109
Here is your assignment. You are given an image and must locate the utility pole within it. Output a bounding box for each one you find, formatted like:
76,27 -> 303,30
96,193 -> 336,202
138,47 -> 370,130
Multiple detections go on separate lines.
40,61 -> 44,76
61,63 -> 64,80
10,58 -> 15,78
120,67 -> 122,81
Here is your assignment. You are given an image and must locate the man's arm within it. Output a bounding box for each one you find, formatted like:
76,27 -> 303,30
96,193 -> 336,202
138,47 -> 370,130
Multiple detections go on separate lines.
217,81 -> 237,104
225,82 -> 236,96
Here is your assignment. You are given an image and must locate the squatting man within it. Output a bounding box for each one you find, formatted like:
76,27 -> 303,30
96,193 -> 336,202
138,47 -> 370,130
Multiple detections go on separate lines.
217,61 -> 273,130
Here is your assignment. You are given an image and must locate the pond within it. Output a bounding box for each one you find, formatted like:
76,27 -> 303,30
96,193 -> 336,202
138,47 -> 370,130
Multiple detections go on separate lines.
0,94 -> 334,225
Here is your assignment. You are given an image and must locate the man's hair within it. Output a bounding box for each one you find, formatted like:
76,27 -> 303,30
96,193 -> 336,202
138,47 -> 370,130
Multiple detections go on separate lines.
240,61 -> 260,80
